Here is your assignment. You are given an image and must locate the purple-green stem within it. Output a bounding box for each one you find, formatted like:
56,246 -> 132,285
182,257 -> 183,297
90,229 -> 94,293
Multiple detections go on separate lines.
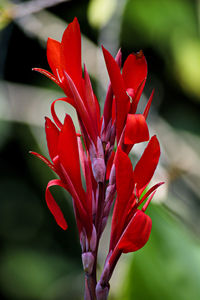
84,182 -> 107,300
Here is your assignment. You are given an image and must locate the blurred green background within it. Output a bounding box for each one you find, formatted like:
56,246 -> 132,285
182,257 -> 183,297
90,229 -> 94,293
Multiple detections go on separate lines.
0,0 -> 200,299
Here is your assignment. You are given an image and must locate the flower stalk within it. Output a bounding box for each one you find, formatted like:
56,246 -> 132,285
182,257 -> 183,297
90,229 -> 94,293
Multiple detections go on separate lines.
31,17 -> 164,300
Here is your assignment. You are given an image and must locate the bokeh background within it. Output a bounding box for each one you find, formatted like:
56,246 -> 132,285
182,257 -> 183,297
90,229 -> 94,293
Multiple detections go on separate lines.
0,0 -> 200,299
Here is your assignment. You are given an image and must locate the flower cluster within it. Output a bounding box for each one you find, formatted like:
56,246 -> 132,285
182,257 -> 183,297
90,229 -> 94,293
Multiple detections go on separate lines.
32,18 -> 163,300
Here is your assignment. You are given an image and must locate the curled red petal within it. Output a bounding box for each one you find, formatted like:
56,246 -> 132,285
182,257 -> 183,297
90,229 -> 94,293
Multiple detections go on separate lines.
124,114 -> 149,145
117,209 -> 152,253
133,135 -> 161,190
45,117 -> 59,161
45,179 -> 68,230
32,68 -> 60,86
30,151 -> 56,172
122,51 -> 147,92
51,97 -> 75,130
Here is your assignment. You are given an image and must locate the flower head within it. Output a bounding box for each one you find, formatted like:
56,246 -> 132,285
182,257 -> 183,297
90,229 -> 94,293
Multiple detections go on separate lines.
32,17 -> 164,299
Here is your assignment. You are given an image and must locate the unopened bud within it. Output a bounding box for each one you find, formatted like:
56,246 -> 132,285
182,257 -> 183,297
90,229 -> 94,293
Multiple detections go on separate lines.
109,165 -> 116,185
105,184 -> 115,204
92,158 -> 106,183
89,225 -> 97,252
82,252 -> 95,275
80,230 -> 86,252
97,136 -> 104,159
101,119 -> 112,143
89,141 -> 96,161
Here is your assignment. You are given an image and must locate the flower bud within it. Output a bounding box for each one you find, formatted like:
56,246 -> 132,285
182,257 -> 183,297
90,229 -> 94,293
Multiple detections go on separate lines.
82,252 -> 95,275
109,164 -> 116,185
89,225 -> 97,252
97,136 -> 104,159
105,184 -> 115,204
80,230 -> 86,252
92,158 -> 106,183
101,119 -> 112,143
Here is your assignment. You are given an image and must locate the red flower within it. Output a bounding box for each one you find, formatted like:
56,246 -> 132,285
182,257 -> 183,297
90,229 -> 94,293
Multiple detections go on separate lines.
33,18 -> 100,147
102,46 -> 154,146
32,17 -> 164,299
31,114 -> 93,239
104,137 -> 163,278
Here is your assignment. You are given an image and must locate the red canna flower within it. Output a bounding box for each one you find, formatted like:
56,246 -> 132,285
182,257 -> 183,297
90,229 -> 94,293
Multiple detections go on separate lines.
102,46 -> 149,143
31,114 -> 93,240
97,140 -> 164,292
110,136 -> 162,254
33,17 -> 100,148
32,17 -> 164,300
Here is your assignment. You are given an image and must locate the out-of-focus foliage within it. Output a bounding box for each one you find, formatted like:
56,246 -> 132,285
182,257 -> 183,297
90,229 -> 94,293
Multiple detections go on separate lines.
0,0 -> 200,299
122,0 -> 200,100
121,205 -> 200,300
88,0 -> 117,28
0,1 -> 12,30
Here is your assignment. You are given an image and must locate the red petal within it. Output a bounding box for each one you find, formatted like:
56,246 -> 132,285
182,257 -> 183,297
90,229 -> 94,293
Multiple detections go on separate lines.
122,51 -> 147,92
133,135 -> 160,190
110,148 -> 134,250
58,114 -> 85,200
61,18 -> 82,94
106,151 -> 115,181
47,38 -> 61,77
83,66 -> 99,135
102,49 -> 122,129
32,68 -> 60,86
45,179 -> 68,230
51,97 -> 75,130
138,181 -> 164,208
102,46 -> 129,142
45,117 -> 59,161
30,151 -> 56,172
64,71 -> 97,144
124,114 -> 149,145
59,164 -> 91,235
129,79 -> 146,114
143,89 -> 154,119
117,210 -> 152,253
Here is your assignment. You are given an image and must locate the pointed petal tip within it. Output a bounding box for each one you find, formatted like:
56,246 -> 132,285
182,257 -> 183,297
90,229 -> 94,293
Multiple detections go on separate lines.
46,180 -> 68,230
73,16 -> 79,23
45,116 -> 54,127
